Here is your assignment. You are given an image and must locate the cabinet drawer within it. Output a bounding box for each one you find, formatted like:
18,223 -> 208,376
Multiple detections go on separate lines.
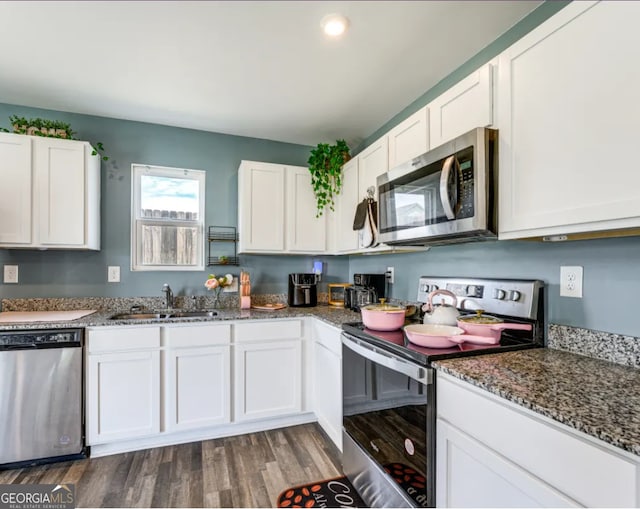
87,327 -> 161,353
162,323 -> 231,347
437,374 -> 638,508
234,320 -> 302,342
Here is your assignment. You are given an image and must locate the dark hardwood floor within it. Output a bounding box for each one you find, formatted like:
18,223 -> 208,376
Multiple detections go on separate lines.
0,423 -> 344,508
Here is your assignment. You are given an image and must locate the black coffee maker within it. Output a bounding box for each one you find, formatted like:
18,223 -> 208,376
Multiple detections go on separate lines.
288,273 -> 318,307
344,273 -> 387,311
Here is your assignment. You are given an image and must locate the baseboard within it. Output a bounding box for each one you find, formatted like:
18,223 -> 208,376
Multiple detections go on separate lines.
89,412 -> 317,457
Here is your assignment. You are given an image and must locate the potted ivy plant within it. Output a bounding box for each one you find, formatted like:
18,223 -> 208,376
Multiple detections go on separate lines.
0,115 -> 109,161
308,139 -> 351,217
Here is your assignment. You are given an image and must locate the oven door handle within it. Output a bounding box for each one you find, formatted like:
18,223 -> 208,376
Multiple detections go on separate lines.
342,334 -> 432,385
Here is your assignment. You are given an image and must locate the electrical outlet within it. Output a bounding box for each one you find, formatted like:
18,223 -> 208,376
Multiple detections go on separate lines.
107,266 -> 120,283
386,266 -> 395,284
560,266 -> 583,298
3,265 -> 18,284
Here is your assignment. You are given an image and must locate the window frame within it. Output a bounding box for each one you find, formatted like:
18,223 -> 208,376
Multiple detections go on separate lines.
131,163 -> 206,271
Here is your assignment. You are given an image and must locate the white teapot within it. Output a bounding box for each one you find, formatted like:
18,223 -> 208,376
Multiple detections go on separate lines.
421,289 -> 460,326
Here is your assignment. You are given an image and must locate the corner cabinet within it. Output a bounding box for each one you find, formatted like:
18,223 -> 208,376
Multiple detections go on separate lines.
0,133 -> 100,250
436,373 -> 640,508
238,160 -> 326,254
312,320 -> 343,451
497,1 -> 640,240
334,157 -> 360,252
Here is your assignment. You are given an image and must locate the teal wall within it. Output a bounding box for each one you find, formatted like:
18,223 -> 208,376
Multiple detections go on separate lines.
2,1 -> 639,338
0,103 -> 350,298
349,237 -> 640,337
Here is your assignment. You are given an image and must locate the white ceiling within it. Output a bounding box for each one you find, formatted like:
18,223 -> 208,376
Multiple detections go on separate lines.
0,1 -> 542,148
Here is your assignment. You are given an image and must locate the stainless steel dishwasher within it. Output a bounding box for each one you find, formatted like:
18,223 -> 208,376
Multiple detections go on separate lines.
0,328 -> 86,467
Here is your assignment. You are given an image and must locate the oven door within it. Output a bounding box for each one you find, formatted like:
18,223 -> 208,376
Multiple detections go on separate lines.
342,333 -> 434,508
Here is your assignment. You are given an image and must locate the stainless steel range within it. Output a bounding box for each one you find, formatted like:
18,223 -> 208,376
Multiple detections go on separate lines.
341,276 -> 545,508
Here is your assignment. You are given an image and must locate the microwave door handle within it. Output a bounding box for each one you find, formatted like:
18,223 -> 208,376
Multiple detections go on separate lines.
439,155 -> 458,220
342,334 -> 431,385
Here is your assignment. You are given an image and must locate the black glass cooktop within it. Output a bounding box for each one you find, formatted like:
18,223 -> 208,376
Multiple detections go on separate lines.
342,321 -> 541,366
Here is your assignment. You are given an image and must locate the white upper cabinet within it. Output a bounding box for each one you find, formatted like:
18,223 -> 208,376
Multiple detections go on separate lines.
0,134 -> 32,244
429,63 -> 494,149
334,157 -> 359,253
238,160 -> 286,252
0,133 -> 100,250
387,106 -> 429,170
497,1 -> 640,240
357,135 -> 388,201
238,161 -> 326,254
286,166 -> 326,253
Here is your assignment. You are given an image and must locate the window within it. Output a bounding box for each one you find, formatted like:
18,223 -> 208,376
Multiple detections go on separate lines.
131,164 -> 205,271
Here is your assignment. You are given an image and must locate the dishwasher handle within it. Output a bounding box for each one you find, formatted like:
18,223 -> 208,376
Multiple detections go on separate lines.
342,333 -> 432,385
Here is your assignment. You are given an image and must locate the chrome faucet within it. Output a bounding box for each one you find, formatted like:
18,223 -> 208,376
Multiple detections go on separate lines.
162,283 -> 174,309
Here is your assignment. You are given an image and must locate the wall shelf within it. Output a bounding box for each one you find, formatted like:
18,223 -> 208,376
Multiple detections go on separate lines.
207,226 -> 239,266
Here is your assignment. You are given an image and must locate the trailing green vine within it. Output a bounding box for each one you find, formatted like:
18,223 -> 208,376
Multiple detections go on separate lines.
1,115 -> 108,160
308,139 -> 350,217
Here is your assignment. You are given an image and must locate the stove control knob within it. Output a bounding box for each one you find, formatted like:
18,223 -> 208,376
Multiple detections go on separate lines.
466,285 -> 480,297
493,289 -> 506,300
420,284 -> 430,293
431,284 -> 439,291
508,290 -> 522,302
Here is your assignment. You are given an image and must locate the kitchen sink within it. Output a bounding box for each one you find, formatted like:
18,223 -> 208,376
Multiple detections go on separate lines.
166,310 -> 218,318
109,310 -> 218,320
110,312 -> 167,320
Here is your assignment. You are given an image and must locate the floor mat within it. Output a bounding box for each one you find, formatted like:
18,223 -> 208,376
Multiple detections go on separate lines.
276,476 -> 365,508
276,463 -> 428,508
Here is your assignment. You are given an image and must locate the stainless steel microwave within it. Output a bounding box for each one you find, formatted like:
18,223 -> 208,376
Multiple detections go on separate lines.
377,127 -> 498,246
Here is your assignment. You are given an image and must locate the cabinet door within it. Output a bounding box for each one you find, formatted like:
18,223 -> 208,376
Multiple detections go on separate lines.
429,63 -> 493,149
498,1 -> 640,239
437,419 -> 579,508
238,161 -> 285,252
286,166 -> 326,252
357,136 -> 388,201
33,137 -> 87,246
438,373 -> 639,507
0,133 -> 32,244
164,345 -> 231,432
387,106 -> 429,170
335,157 -> 359,252
234,339 -> 302,421
86,350 -> 160,444
313,321 -> 343,451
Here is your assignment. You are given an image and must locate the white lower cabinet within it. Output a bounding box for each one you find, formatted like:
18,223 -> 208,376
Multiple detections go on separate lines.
436,373 -> 640,508
163,324 -> 232,432
85,318 -> 335,456
233,320 -> 303,422
86,327 -> 161,445
312,320 -> 343,450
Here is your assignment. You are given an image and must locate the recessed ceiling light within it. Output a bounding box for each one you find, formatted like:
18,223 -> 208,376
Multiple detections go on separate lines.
321,14 -> 349,38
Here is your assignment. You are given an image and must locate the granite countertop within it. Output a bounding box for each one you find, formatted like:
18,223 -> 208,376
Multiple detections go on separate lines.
0,304 -> 361,331
434,349 -> 640,457
3,300 -> 639,458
